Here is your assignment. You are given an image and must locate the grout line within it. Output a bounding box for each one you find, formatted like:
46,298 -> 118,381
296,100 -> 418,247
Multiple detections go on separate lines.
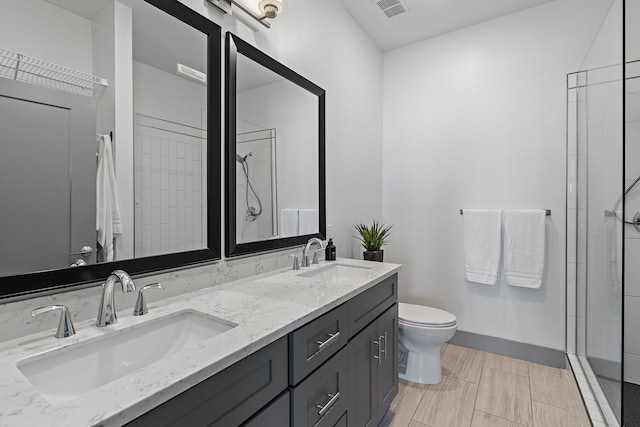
474,409 -> 527,426
530,397 -> 572,412
527,361 -> 535,426
469,366 -> 482,426
408,384 -> 425,426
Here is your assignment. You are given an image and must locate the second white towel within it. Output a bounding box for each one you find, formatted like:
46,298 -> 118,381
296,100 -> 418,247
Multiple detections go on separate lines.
463,209 -> 502,285
503,210 -> 546,289
280,209 -> 299,237
299,209 -> 319,234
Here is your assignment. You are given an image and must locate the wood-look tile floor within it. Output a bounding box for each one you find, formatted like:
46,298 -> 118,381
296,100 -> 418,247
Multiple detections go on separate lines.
387,344 -> 591,427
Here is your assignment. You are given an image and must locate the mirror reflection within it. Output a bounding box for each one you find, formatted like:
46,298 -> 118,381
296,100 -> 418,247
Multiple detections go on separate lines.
0,0 -> 209,279
235,49 -> 319,244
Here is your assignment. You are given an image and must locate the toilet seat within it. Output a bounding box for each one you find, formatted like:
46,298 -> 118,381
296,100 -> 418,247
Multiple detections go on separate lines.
399,303 -> 457,328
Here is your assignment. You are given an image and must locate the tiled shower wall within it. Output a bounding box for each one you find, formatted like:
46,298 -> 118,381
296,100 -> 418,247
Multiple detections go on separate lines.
133,113 -> 206,257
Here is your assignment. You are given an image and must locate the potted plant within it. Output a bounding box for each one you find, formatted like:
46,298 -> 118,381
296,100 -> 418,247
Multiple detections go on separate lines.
355,220 -> 392,262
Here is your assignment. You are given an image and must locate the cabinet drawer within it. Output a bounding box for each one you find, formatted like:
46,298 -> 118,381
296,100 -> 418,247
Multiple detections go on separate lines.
289,303 -> 348,385
242,390 -> 290,427
349,274 -> 397,338
125,336 -> 288,427
291,346 -> 348,427
334,412 -> 347,427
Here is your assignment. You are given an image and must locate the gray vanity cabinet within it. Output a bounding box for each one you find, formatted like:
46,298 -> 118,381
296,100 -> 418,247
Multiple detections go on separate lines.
124,336 -> 288,427
347,304 -> 398,427
126,273 -> 398,427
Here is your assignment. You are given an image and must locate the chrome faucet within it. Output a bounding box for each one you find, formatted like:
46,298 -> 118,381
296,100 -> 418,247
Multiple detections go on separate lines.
96,270 -> 136,327
302,238 -> 325,267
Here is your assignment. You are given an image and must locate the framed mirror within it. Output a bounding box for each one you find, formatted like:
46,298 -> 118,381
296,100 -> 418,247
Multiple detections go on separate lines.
225,33 -> 326,257
0,0 -> 221,299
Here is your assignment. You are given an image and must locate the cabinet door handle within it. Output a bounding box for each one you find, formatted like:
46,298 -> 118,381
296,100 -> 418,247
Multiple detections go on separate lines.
373,339 -> 382,365
316,392 -> 340,417
316,331 -> 340,352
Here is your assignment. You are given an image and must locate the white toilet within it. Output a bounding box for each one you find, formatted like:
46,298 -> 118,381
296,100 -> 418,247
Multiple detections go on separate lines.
398,302 -> 457,385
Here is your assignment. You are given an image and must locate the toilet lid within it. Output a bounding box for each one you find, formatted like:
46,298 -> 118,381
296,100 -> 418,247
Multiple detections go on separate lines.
399,302 -> 457,327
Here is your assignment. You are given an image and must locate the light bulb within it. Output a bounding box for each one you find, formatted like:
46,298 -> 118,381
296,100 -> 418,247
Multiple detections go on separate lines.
258,0 -> 283,18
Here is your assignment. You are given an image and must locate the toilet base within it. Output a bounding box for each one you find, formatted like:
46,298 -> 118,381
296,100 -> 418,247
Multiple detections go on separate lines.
398,345 -> 443,385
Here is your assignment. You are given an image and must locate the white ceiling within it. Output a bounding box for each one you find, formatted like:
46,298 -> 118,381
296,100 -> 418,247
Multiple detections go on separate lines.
338,0 -> 556,52
44,0 -> 111,19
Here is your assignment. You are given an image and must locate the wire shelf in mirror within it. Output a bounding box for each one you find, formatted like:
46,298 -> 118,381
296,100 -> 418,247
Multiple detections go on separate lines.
0,48 -> 109,96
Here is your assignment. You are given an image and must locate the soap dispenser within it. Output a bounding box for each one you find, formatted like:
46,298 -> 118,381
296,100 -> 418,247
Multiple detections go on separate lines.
325,238 -> 336,261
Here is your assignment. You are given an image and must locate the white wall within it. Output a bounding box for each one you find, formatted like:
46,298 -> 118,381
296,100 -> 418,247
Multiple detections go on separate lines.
382,0 -> 612,350
0,0 -> 92,73
133,60 -> 207,129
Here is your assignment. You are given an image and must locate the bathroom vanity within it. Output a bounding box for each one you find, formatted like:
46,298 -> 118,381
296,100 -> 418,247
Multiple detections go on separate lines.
0,259 -> 399,426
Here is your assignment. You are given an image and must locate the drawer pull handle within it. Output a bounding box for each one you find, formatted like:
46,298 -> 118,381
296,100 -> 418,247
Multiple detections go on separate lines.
381,332 -> 387,359
373,339 -> 382,365
316,331 -> 340,352
316,392 -> 340,417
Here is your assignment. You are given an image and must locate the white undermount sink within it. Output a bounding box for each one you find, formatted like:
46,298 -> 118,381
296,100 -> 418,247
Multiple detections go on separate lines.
298,263 -> 372,283
17,310 -> 236,405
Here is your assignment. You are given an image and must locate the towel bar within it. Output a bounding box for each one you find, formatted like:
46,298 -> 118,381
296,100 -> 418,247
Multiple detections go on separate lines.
459,209 -> 551,216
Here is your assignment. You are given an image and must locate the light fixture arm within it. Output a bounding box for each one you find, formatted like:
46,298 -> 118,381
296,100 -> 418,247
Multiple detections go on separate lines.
207,0 -> 283,28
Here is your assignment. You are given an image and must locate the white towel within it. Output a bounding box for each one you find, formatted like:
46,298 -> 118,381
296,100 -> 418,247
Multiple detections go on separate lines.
299,209 -> 319,234
463,209 -> 502,285
96,134 -> 122,262
280,209 -> 299,237
503,210 -> 546,289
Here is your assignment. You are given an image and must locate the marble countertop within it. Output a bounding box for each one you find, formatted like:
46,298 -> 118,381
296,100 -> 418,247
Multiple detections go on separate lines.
0,258 -> 400,427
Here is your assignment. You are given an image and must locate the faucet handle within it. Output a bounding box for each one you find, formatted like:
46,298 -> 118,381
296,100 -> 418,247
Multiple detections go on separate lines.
289,254 -> 300,271
133,283 -> 163,316
32,305 -> 76,338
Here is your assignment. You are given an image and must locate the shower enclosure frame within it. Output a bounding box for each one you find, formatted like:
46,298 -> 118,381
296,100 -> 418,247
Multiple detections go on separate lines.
565,1 -> 633,421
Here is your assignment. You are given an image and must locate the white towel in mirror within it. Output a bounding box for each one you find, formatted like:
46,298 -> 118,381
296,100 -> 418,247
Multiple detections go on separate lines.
299,209 -> 319,235
280,209 -> 299,237
96,134 -> 121,262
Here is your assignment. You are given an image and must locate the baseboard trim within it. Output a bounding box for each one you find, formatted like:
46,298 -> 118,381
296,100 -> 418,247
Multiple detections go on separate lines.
449,330 -> 566,368
588,356 -> 621,382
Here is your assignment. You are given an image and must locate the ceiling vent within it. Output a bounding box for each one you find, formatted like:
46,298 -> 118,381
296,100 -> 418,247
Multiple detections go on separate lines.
373,0 -> 409,19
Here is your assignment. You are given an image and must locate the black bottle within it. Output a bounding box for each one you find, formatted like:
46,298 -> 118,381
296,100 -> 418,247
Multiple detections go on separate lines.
325,238 -> 336,261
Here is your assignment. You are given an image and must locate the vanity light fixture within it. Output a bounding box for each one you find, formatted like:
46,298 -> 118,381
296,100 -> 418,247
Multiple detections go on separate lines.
207,0 -> 283,28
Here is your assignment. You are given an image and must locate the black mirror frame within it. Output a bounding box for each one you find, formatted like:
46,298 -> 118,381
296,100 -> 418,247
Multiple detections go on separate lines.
225,33 -> 326,257
0,0 -> 222,300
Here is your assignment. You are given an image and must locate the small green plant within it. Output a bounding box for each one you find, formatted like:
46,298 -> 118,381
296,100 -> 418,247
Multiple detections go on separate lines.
354,220 -> 393,251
